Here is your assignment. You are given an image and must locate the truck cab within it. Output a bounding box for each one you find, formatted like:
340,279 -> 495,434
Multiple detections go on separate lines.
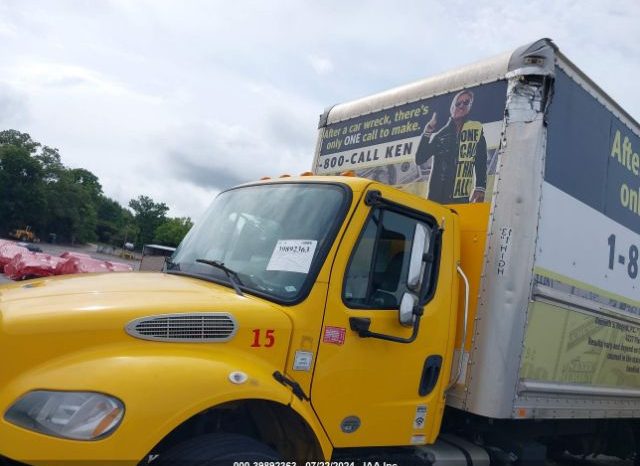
0,176 -> 471,465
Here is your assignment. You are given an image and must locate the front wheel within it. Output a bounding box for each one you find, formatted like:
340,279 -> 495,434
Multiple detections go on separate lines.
153,433 -> 281,465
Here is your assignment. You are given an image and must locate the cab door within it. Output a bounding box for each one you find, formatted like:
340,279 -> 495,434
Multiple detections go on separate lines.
311,185 -> 459,448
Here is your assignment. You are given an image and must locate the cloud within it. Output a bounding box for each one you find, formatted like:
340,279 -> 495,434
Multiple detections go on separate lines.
5,62 -> 161,103
0,0 -> 638,222
266,109 -> 316,152
162,117 -> 314,195
169,151 -> 248,191
308,55 -> 334,75
0,85 -> 29,127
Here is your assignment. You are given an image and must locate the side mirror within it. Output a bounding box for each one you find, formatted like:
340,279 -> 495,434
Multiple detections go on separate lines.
407,223 -> 429,291
399,292 -> 418,327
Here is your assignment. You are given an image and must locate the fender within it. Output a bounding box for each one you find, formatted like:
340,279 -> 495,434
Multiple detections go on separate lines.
290,394 -> 334,459
0,345 -> 326,463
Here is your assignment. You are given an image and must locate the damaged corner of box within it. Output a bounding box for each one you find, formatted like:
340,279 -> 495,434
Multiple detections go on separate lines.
507,38 -> 556,77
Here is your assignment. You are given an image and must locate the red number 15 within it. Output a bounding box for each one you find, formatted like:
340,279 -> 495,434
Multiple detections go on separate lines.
251,329 -> 275,347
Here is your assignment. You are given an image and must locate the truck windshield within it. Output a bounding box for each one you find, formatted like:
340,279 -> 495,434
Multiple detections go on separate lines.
168,183 -> 349,303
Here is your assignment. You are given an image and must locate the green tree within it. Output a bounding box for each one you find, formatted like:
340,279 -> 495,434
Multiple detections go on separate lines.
0,129 -> 179,247
153,217 -> 193,247
69,168 -> 102,201
129,195 -> 169,247
96,195 -> 137,246
44,170 -> 99,244
0,130 -> 104,243
0,144 -> 46,234
36,146 -> 65,182
0,129 -> 41,154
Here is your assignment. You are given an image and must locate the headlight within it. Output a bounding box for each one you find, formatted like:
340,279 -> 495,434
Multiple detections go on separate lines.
4,390 -> 124,440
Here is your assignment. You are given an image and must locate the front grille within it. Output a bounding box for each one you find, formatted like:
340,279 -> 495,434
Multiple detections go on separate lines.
125,313 -> 237,342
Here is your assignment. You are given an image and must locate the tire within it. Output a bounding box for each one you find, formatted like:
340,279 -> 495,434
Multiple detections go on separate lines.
153,433 -> 281,466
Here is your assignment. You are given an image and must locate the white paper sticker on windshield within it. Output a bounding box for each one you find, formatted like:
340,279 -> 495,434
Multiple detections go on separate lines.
267,240 -> 318,274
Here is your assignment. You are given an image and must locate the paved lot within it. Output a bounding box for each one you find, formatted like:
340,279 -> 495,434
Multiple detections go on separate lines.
0,239 -> 140,285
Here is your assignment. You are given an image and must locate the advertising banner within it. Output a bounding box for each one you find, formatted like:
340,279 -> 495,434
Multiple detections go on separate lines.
525,67 -> 640,389
521,301 -> 640,389
536,183 -> 640,315
537,67 -> 640,315
316,81 -> 507,204
546,68 -> 640,236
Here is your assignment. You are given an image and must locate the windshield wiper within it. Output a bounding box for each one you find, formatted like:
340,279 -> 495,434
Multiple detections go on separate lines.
195,259 -> 244,296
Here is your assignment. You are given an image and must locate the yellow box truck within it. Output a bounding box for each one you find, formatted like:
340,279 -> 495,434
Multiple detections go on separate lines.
1,39 -> 639,465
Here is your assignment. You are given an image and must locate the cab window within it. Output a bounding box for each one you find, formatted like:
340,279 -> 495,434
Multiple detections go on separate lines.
343,209 -> 431,309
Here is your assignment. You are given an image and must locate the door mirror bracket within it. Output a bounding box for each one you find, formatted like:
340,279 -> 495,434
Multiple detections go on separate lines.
349,306 -> 422,344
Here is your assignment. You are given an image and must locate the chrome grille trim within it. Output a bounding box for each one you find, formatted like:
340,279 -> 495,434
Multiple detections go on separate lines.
125,313 -> 238,342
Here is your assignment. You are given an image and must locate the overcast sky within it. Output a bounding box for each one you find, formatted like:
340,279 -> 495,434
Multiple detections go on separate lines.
1,0 -> 639,220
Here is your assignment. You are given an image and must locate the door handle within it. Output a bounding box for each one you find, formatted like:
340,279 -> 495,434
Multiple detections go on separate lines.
419,355 -> 442,396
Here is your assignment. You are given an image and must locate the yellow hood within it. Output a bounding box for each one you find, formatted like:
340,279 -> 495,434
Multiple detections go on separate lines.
0,272 -> 293,392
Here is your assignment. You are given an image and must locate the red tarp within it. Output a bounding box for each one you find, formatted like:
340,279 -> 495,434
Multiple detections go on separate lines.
4,252 -> 65,281
0,243 -> 29,272
1,243 -> 133,280
54,256 -> 132,275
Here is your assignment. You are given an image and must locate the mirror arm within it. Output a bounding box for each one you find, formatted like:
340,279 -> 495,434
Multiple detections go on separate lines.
364,189 -> 382,206
365,190 -> 422,214
349,313 -> 422,344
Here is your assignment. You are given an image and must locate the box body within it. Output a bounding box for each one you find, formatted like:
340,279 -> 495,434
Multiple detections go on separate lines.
313,39 -> 640,420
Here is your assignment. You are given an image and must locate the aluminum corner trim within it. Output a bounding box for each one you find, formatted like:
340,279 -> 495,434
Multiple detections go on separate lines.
508,38 -> 556,75
318,105 -> 335,129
